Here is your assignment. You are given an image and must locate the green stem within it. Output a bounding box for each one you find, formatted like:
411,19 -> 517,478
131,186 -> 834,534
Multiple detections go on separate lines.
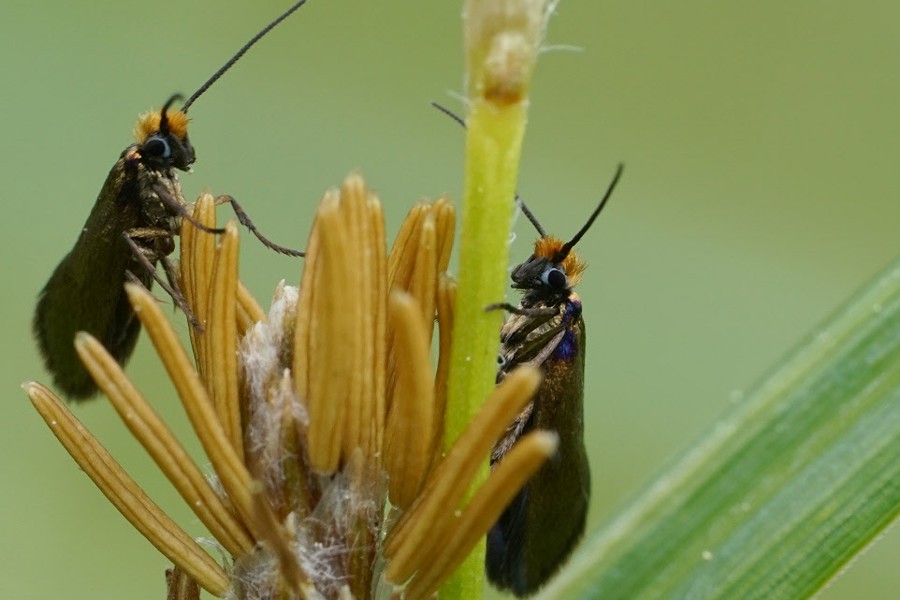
440,2 -> 550,596
441,97 -> 526,600
443,99 -> 527,449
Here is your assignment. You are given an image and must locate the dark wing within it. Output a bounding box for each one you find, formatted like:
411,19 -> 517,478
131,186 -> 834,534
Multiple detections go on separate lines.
33,152 -> 150,399
488,304 -> 590,595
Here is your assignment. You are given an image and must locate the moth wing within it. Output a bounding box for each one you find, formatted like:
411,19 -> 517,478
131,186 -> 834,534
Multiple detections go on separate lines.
33,152 -> 149,399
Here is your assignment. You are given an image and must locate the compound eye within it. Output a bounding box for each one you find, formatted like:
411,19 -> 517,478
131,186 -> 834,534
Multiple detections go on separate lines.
143,135 -> 172,160
542,267 -> 568,289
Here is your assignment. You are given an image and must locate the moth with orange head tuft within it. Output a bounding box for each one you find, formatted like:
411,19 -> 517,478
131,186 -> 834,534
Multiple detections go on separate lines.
487,164 -> 624,596
33,1 -> 309,400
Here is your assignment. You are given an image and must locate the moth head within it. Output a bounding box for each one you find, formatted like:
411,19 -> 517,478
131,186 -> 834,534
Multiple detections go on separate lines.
511,164 -> 624,294
133,95 -> 195,171
510,236 -> 585,292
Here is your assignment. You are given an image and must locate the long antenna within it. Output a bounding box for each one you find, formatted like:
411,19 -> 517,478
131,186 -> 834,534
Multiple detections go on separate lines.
556,163 -> 624,260
182,0 -> 308,111
517,198 -> 547,238
430,100 -> 466,129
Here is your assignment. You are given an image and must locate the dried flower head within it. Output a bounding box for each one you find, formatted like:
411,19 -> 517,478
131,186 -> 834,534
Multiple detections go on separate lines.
25,175 -> 553,599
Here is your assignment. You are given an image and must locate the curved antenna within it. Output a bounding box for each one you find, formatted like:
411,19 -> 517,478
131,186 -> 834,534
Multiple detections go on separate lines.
556,163 -> 624,261
430,100 -> 467,129
430,100 -> 547,238
158,94 -> 184,134
517,199 -> 546,238
182,0 -> 308,111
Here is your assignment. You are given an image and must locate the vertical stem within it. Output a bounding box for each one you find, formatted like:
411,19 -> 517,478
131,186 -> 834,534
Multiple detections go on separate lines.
442,1 -> 549,597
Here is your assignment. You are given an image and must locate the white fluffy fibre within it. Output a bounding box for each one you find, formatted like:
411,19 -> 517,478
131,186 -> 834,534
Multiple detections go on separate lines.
229,282 -> 391,598
228,282 -> 385,600
225,466 -> 386,599
227,548 -> 279,600
239,284 -> 311,494
240,281 -> 298,405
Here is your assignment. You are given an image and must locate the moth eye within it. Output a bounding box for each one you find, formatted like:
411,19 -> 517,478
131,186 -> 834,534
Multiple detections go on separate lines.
542,267 -> 568,290
144,135 -> 172,159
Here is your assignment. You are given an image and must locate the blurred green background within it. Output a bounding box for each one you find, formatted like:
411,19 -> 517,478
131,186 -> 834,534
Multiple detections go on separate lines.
1,1 -> 897,598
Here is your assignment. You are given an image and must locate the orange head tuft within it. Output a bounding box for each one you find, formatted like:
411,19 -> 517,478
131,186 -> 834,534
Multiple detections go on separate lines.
533,236 -> 586,287
133,108 -> 190,144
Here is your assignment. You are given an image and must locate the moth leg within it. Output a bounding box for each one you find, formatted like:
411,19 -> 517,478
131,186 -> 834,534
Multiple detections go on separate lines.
128,226 -> 173,244
152,182 -> 224,234
486,302 -> 558,317
122,232 -> 203,330
214,194 -> 305,257
160,254 -> 203,330
154,183 -> 304,256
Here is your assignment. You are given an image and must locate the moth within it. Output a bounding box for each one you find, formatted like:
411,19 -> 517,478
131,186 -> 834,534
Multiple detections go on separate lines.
33,1 -> 308,400
487,164 -> 624,596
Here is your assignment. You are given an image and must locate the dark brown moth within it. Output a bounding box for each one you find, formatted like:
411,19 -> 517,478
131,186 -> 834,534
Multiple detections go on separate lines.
33,1 -> 308,400
486,164 -> 624,596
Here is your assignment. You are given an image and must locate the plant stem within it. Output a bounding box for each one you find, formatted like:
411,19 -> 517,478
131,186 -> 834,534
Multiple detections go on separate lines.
442,1 -> 550,597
